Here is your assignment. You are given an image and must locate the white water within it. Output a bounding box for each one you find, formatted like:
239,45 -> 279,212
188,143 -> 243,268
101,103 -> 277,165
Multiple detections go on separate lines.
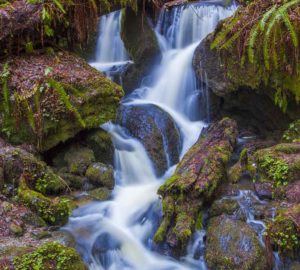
65,2 -> 237,269
90,11 -> 130,73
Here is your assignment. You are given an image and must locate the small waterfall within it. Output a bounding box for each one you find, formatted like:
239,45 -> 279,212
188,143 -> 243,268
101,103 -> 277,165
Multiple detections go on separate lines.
90,11 -> 130,75
65,2 -> 237,270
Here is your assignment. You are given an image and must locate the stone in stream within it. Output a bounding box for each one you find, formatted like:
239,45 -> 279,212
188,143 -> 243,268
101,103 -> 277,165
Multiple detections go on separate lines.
154,118 -> 238,253
117,103 -> 182,177
206,215 -> 268,270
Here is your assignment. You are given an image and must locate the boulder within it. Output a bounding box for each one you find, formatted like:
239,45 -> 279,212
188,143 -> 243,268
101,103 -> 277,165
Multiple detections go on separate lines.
154,118 -> 238,252
118,104 -> 181,176
0,144 -> 67,195
0,51 -> 123,151
121,5 -> 161,92
85,163 -> 114,189
206,215 -> 268,270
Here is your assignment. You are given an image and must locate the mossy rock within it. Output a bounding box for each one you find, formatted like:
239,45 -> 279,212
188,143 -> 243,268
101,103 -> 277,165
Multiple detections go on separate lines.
0,145 -> 67,195
267,204 -> 300,258
209,199 -> 240,218
206,215 -> 268,270
88,187 -> 111,201
64,146 -> 95,175
254,143 -> 300,187
0,52 -> 123,152
17,178 -> 70,226
155,118 -> 238,253
283,120 -> 300,143
85,163 -> 114,189
13,242 -> 87,270
227,161 -> 243,183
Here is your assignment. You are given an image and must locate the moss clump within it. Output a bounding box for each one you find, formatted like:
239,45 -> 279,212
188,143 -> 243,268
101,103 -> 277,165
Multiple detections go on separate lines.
267,204 -> 300,257
13,242 -> 86,270
18,178 -> 70,225
209,199 -> 240,218
227,162 -> 243,183
283,120 -> 300,143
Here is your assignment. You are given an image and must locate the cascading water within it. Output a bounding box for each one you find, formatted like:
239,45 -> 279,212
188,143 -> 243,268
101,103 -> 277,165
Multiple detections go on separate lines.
90,11 -> 130,75
64,2 -> 237,269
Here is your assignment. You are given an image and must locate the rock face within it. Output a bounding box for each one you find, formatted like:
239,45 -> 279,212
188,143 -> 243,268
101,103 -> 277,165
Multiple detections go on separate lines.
120,6 -> 161,92
192,34 -> 300,134
0,52 -> 123,151
118,104 -> 181,176
206,215 -> 268,270
154,118 -> 238,252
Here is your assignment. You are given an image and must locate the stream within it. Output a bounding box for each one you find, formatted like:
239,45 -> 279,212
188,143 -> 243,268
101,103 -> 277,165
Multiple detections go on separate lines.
64,1 -> 243,269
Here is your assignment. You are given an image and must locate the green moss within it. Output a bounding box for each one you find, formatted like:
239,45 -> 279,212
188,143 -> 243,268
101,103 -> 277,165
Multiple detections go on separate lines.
85,163 -> 114,189
227,162 -> 242,183
195,211 -> 203,230
18,178 -> 70,225
282,120 -> 300,143
13,242 -> 86,270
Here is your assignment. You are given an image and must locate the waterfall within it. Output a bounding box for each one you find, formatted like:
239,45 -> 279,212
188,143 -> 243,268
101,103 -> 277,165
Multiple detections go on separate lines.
90,11 -> 130,74
64,2 -> 237,269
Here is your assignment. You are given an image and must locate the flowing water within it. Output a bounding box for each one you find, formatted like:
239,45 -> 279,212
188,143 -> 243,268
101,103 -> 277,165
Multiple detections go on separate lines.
65,2 -> 237,269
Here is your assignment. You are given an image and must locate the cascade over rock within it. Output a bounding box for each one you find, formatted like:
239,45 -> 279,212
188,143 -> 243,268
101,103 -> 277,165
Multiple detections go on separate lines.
154,118 -> 238,252
117,104 -> 181,176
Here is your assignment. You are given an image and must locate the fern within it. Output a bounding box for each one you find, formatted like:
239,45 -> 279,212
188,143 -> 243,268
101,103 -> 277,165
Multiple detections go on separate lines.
1,63 -> 10,115
47,78 -> 86,128
247,24 -> 260,64
280,9 -> 298,48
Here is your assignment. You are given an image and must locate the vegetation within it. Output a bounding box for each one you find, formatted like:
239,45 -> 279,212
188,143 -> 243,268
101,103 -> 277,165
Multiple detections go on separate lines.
211,0 -> 300,111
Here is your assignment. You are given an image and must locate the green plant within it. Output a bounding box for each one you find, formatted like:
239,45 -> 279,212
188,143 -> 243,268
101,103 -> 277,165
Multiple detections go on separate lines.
1,62 -> 10,115
260,155 -> 289,187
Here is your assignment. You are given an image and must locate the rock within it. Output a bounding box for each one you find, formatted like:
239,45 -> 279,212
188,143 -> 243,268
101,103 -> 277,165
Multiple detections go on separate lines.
267,204 -> 300,257
0,144 -> 67,195
120,5 -> 161,92
57,172 -> 85,190
253,143 -> 300,199
64,146 -> 95,175
286,181 -> 300,203
13,242 -> 87,270
21,212 -> 47,227
88,188 -> 111,201
17,178 -> 70,226
118,104 -> 181,176
192,34 -> 298,134
209,199 -> 240,218
228,162 -> 243,183
254,182 -> 273,200
154,118 -> 238,252
84,129 -> 114,165
9,222 -> 24,236
206,215 -> 268,270
85,163 -> 114,189
290,261 -> 300,270
0,167 -> 4,190
0,52 -> 123,151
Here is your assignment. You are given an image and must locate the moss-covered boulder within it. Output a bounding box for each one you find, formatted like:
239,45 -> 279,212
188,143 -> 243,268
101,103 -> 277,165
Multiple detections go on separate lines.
0,52 -> 123,152
154,118 -> 238,252
209,199 -> 240,218
206,215 -> 268,270
85,163 -> 114,189
267,204 -> 300,258
254,143 -> 300,187
17,178 -> 70,226
0,144 -> 67,195
120,5 -> 161,91
13,241 -> 87,270
64,146 -> 95,176
118,104 -> 181,176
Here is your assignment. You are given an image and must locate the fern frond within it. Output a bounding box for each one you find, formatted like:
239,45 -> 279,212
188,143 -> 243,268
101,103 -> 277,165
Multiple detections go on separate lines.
259,5 -> 277,31
280,10 -> 298,48
248,24 -> 260,64
220,30 -> 242,50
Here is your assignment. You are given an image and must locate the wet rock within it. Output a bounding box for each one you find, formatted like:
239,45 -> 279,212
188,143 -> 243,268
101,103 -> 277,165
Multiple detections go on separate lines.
209,199 -> 240,218
9,221 -> 24,236
118,104 -> 181,176
88,188 -> 111,201
85,163 -> 114,189
254,182 -> 273,200
154,118 -> 238,252
228,162 -> 243,183
206,215 -> 268,270
121,5 -> 161,92
57,172 -> 85,190
267,204 -> 300,257
64,146 -> 95,175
